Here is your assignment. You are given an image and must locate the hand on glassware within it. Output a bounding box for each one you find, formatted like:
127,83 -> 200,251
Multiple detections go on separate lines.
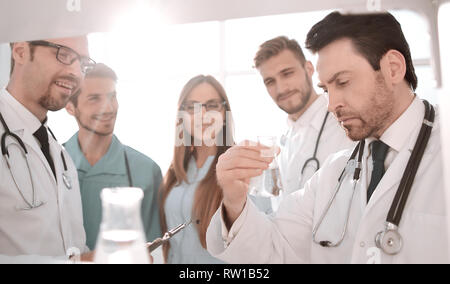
216,140 -> 274,228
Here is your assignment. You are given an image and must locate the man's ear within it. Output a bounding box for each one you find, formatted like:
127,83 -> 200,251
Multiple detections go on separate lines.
11,42 -> 29,66
66,101 -> 76,116
304,61 -> 315,78
380,49 -> 407,86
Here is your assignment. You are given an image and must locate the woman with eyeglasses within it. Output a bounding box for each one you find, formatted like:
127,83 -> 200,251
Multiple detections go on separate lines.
157,75 -> 235,264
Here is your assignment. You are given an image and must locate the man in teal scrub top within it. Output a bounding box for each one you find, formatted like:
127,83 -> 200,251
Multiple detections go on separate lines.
64,63 -> 162,250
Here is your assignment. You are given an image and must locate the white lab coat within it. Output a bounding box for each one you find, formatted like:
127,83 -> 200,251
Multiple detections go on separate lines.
279,95 -> 355,194
207,97 -> 449,264
0,88 -> 86,262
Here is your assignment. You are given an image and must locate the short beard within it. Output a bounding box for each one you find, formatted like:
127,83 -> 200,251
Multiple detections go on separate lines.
75,114 -> 114,137
341,73 -> 394,141
39,90 -> 68,112
38,76 -> 78,112
279,73 -> 313,115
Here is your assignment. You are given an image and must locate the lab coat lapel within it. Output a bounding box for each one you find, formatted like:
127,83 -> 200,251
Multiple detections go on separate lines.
49,134 -> 66,190
363,148 -> 410,214
363,135 -> 436,216
0,102 -> 57,187
20,128 -> 58,187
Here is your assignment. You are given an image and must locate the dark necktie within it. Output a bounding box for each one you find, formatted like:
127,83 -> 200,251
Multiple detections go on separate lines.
367,140 -> 389,202
33,125 -> 56,180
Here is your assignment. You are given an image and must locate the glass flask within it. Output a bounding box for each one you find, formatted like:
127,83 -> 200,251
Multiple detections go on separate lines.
248,136 -> 283,210
94,187 -> 150,264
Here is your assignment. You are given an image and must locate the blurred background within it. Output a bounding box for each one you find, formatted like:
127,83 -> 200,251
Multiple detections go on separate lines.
0,0 -> 448,176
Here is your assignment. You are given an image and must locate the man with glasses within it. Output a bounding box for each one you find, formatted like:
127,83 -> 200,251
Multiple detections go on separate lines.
0,36 -> 95,263
64,63 -> 162,251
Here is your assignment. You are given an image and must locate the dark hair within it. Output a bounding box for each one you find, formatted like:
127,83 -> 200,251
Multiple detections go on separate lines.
69,63 -> 117,106
305,11 -> 417,90
254,36 -> 306,68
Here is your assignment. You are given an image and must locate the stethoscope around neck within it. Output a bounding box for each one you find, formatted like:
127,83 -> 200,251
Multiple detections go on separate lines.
0,112 -> 73,210
301,112 -> 330,175
281,111 -> 330,185
312,100 -> 435,256
75,146 -> 134,187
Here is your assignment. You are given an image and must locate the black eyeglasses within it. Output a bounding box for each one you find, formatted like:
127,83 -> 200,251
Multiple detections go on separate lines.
181,100 -> 226,114
28,40 -> 96,74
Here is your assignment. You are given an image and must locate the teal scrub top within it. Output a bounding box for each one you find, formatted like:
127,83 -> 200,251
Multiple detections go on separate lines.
64,133 -> 162,250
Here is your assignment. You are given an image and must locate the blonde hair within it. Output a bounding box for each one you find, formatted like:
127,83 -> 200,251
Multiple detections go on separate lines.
254,36 -> 306,68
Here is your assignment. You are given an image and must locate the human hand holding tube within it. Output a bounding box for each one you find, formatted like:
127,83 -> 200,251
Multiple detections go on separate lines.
216,140 -> 277,229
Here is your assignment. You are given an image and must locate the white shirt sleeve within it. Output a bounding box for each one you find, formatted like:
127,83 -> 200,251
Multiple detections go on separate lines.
220,199 -> 250,248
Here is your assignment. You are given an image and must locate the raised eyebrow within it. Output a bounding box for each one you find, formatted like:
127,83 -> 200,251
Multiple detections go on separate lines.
326,71 -> 351,84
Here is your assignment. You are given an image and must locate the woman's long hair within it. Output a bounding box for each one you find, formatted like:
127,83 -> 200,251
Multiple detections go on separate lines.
159,75 -> 235,261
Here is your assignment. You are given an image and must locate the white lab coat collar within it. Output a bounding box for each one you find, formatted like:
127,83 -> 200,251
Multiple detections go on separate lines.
381,96 -> 425,152
363,96 -> 433,213
0,88 -> 43,134
0,88 -> 56,186
286,94 -> 328,132
369,96 -> 424,153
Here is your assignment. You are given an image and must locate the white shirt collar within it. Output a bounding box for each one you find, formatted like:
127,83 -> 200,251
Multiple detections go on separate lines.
0,88 -> 43,134
287,94 -> 328,131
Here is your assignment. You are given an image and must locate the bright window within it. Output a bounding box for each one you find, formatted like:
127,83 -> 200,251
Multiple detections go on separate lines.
46,9 -> 438,174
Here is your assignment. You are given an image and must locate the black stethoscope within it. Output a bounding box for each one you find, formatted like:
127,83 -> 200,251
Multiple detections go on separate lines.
301,111 -> 330,174
124,150 -> 133,187
0,112 -> 72,210
64,143 -> 134,187
281,111 -> 330,180
312,100 -> 435,255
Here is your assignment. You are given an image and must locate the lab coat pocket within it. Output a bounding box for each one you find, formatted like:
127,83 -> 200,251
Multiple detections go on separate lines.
398,212 -> 448,263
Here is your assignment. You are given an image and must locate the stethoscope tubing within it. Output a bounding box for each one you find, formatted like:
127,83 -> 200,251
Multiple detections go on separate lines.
300,111 -> 330,175
386,100 -> 434,227
312,100 -> 435,255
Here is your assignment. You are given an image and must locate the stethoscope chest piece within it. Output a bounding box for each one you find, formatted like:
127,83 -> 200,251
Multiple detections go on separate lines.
345,159 -> 357,173
375,223 -> 403,255
280,134 -> 287,147
62,173 -> 72,190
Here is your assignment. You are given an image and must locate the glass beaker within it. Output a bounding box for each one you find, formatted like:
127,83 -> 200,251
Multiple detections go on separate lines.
94,187 -> 150,264
248,136 -> 283,209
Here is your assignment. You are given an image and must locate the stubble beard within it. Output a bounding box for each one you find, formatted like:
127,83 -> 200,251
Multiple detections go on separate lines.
280,75 -> 313,115
340,73 -> 394,141
75,112 -> 115,137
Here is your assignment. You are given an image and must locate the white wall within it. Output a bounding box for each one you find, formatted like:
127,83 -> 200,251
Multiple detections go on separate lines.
438,2 -> 450,256
0,44 -> 10,88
